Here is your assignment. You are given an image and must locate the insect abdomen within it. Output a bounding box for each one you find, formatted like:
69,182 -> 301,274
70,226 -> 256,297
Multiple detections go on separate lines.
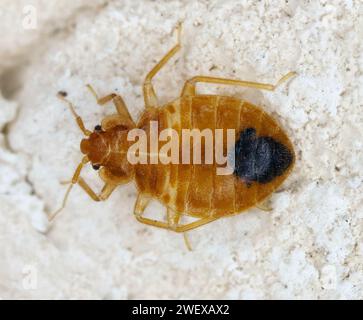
154,96 -> 238,217
134,95 -> 294,218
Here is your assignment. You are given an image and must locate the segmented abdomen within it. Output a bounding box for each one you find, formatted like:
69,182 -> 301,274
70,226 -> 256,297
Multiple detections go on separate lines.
134,95 -> 294,218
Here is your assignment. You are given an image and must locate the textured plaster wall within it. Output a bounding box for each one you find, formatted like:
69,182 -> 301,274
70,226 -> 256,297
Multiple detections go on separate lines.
0,0 -> 362,299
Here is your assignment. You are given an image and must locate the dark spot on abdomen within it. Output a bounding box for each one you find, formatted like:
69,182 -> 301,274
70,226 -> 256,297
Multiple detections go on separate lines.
234,128 -> 293,185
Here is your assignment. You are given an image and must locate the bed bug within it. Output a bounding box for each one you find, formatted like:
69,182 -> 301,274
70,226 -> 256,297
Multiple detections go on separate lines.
50,23 -> 296,247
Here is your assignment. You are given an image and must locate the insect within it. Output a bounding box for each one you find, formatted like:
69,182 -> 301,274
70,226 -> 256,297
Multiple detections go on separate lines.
50,23 -> 295,247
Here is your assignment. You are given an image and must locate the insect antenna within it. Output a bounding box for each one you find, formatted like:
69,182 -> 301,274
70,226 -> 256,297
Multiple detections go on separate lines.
57,92 -> 92,136
48,155 -> 90,221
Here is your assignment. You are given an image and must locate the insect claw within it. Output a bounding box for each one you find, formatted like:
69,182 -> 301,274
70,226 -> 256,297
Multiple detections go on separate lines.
275,71 -> 297,88
60,180 -> 72,185
48,183 -> 74,222
86,84 -> 99,101
175,21 -> 183,43
183,232 -> 192,251
48,207 -> 62,222
47,210 -> 59,222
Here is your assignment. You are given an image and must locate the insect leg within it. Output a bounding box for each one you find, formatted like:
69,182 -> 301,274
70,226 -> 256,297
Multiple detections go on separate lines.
134,193 -> 201,245
183,233 -> 192,251
256,201 -> 273,212
49,156 -> 89,221
166,208 -> 174,227
174,216 -> 220,232
173,211 -> 182,225
134,193 -> 173,228
134,193 -> 218,232
86,85 -> 134,125
181,71 -> 297,96
143,22 -> 182,108
136,210 -> 193,250
136,216 -> 174,230
49,179 -> 116,221
172,213 -> 193,251
86,84 -> 116,105
134,195 -> 178,229
59,178 -> 118,201
134,193 -> 151,216
77,177 -> 117,201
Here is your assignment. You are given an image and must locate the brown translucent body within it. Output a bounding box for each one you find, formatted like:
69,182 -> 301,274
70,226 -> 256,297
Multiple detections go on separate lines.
134,95 -> 295,218
51,23 -> 296,245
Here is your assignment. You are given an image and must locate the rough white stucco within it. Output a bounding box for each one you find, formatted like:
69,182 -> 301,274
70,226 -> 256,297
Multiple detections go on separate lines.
0,0 -> 362,299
